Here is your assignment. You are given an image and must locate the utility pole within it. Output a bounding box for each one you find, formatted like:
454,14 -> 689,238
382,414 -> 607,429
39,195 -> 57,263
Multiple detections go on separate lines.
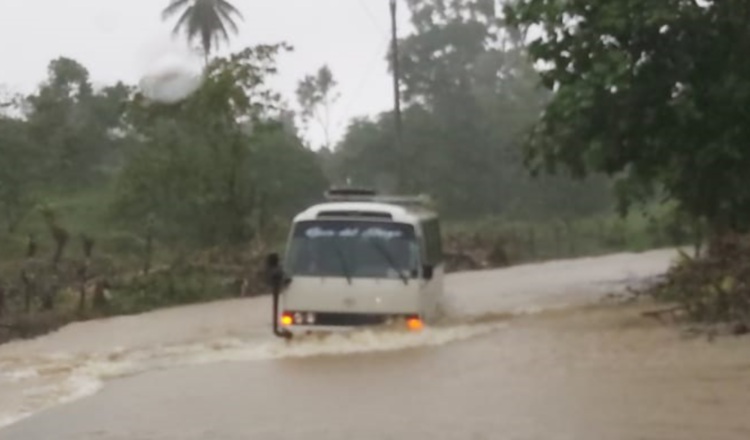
390,0 -> 405,192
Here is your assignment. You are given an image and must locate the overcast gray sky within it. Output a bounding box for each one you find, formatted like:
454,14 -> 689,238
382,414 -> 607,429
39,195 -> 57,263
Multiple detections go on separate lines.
0,0 -> 413,148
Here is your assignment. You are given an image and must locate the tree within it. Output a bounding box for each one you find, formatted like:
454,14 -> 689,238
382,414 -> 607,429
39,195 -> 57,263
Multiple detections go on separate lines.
330,114 -> 399,190
0,87 -> 22,117
504,0 -> 750,235
327,0 -> 611,219
24,57 -> 130,190
0,117 -> 39,232
162,0 -> 244,64
296,65 -> 339,149
115,44 -> 327,245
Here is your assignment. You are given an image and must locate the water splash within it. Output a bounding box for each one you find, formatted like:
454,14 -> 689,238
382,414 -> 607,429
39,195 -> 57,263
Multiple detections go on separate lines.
0,320 -> 506,430
0,249 -> 678,432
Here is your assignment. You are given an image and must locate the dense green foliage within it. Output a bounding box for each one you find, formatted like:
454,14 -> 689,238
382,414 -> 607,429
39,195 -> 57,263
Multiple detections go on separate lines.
115,45 -> 327,246
504,0 -> 750,234
2,0 -> 711,337
503,0 -> 750,328
0,44 -> 328,335
324,0 -> 614,220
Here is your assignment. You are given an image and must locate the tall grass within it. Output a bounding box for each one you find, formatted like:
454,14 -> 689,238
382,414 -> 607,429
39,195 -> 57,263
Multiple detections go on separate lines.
443,205 -> 698,266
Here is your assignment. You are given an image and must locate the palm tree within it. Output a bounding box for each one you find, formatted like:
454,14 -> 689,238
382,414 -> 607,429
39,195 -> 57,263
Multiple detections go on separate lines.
161,0 -> 244,65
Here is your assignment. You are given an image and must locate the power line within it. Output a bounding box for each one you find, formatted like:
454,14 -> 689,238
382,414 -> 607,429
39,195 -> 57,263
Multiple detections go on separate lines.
332,1 -> 404,144
336,38 -> 392,129
356,0 -> 389,38
389,0 -> 405,192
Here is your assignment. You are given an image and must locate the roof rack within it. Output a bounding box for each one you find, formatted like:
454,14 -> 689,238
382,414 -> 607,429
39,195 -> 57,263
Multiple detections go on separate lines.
325,187 -> 377,199
323,188 -> 433,208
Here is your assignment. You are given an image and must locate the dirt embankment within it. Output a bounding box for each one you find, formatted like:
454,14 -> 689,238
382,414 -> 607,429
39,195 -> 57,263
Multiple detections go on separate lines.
0,245 -> 273,344
0,228 -> 687,346
1,233 -> 516,345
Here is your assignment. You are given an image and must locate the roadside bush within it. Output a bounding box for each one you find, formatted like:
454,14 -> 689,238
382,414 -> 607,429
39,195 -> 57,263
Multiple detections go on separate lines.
646,234 -> 750,329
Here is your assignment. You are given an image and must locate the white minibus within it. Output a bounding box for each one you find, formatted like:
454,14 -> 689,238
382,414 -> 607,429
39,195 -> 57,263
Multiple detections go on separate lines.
265,188 -> 444,338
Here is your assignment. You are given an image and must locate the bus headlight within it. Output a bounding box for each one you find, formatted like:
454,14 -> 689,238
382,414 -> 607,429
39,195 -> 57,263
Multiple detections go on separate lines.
283,311 -> 316,325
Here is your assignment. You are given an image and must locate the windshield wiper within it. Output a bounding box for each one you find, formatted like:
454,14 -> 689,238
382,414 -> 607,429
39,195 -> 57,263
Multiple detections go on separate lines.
369,239 -> 409,285
331,238 -> 352,285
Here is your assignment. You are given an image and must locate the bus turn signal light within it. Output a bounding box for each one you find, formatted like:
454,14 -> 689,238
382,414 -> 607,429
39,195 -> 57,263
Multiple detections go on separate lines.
406,316 -> 424,331
281,313 -> 293,326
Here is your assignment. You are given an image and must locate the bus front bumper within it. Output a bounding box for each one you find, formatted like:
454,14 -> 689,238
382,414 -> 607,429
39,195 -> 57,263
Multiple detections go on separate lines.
278,311 -> 424,336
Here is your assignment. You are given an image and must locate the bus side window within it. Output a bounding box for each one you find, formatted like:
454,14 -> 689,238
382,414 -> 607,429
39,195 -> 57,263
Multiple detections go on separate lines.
433,220 -> 443,262
422,219 -> 443,265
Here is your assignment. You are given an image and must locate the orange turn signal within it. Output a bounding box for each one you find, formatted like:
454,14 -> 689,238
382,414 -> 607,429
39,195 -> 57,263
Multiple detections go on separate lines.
281,313 -> 293,326
406,316 -> 424,331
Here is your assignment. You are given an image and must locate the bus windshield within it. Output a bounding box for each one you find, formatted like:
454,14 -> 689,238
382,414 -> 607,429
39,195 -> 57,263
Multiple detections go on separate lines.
285,219 -> 420,280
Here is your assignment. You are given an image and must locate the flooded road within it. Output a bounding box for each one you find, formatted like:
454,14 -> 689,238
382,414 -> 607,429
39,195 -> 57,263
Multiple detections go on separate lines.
2,248 -> 750,439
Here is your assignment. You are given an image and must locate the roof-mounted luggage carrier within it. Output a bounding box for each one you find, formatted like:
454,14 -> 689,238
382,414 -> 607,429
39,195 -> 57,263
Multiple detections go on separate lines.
324,188 -> 433,208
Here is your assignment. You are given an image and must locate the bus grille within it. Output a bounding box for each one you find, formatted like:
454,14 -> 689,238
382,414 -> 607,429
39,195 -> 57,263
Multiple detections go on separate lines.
312,312 -> 390,326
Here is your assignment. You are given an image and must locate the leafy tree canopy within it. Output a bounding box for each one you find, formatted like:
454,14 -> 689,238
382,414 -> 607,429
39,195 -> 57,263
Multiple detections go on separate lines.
24,57 -> 131,189
505,0 -> 750,232
115,44 -> 327,245
327,0 -> 612,220
296,65 -> 339,149
162,0 -> 244,62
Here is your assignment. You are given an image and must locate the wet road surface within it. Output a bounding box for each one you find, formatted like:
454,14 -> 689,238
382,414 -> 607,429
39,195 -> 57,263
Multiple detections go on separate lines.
3,249 -> 750,439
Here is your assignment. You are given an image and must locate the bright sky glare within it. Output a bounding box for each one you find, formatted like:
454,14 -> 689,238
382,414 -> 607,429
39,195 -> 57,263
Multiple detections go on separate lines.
0,0 -> 414,148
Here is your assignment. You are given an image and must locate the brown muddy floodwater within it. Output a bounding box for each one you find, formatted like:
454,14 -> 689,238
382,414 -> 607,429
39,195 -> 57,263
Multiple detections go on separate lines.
2,249 -> 750,440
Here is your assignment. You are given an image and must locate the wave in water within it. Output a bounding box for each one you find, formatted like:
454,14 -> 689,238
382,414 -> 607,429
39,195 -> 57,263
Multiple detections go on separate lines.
0,319 -> 507,430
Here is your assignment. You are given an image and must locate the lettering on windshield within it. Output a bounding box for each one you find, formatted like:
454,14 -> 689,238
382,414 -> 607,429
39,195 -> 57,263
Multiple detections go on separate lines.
304,227 -> 336,238
361,227 -> 402,240
304,226 -> 404,240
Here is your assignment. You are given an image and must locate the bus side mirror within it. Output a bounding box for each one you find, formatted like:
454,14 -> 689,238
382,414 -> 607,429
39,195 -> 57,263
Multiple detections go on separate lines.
266,252 -> 293,340
266,252 -> 279,268
265,252 -> 283,286
422,264 -> 434,280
